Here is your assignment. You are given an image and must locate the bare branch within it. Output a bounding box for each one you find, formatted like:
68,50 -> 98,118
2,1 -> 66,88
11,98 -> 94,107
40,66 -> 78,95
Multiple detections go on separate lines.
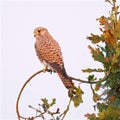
16,69 -> 46,120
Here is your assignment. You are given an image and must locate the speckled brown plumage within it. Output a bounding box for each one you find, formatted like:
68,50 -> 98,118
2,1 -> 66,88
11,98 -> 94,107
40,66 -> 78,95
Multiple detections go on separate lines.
34,27 -> 74,89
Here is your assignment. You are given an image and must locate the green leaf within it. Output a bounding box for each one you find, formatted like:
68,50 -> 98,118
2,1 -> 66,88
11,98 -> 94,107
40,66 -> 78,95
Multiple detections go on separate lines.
97,102 -> 107,112
88,75 -> 96,82
71,86 -> 83,107
87,34 -> 104,44
50,98 -> 56,107
92,49 -> 105,63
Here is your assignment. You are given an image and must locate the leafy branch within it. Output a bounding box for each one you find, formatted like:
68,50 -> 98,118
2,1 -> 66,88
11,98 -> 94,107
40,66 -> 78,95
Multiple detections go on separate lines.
85,0 -> 120,119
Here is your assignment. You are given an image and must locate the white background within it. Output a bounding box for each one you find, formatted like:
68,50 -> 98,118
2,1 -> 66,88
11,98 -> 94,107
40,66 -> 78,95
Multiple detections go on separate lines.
1,0 -> 119,120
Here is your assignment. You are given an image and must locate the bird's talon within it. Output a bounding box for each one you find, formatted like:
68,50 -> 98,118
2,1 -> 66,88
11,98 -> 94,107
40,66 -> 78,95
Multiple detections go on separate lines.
53,70 -> 56,73
47,69 -> 52,73
46,69 -> 56,74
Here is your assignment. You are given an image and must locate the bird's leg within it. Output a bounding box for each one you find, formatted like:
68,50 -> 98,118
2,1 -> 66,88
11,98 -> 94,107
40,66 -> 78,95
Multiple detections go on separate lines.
42,64 -> 56,74
42,65 -> 54,73
47,66 -> 56,74
47,68 -> 55,74
49,66 -> 56,74
42,65 -> 48,73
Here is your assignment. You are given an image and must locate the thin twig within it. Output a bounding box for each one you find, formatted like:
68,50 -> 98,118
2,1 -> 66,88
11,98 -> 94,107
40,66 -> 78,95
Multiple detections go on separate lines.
59,98 -> 72,120
70,72 -> 110,84
70,76 -> 97,84
16,69 -> 45,120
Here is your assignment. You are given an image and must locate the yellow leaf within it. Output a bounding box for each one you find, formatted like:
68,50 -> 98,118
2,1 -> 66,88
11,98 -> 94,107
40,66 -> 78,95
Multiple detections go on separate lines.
110,13 -> 115,21
71,86 -> 84,107
115,20 -> 120,39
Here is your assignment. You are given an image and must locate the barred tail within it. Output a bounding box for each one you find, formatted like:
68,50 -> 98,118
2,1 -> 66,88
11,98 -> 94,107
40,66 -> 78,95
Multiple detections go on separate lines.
58,73 -> 74,89
57,65 -> 74,89
49,62 -> 74,89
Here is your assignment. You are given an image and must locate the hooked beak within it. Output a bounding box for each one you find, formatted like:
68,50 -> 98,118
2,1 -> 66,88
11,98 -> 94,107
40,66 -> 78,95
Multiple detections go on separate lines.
34,31 -> 40,37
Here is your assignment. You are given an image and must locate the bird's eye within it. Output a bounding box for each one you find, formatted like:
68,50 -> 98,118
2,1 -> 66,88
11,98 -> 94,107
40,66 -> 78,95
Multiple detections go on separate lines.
38,30 -> 40,33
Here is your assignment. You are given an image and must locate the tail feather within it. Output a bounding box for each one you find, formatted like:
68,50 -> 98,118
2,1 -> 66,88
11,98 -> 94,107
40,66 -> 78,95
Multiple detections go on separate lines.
58,73 -> 74,89
49,62 -> 74,89
56,65 -> 74,89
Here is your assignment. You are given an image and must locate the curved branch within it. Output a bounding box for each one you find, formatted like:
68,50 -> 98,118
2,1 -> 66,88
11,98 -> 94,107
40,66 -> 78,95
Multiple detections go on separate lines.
16,69 -> 45,120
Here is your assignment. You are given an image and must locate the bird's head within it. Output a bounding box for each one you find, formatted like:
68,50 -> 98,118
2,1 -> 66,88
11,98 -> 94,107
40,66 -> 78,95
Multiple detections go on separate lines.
34,27 -> 48,37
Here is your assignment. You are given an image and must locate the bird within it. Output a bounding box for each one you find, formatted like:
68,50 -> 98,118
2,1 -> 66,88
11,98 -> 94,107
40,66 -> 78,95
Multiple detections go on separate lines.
34,27 -> 74,90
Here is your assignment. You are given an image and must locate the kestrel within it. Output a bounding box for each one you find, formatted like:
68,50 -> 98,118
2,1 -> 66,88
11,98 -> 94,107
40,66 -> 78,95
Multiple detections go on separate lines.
34,27 -> 74,90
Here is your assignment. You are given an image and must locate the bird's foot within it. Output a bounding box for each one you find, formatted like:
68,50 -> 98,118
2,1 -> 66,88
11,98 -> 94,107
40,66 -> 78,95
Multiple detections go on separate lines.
47,69 -> 56,74
42,65 -> 56,74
